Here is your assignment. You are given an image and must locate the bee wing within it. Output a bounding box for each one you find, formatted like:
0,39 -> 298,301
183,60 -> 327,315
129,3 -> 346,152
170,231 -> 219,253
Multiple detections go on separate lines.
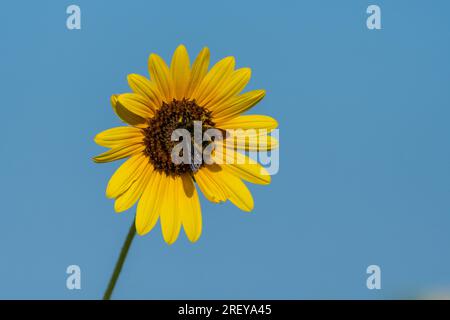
192,142 -> 203,165
190,142 -> 203,173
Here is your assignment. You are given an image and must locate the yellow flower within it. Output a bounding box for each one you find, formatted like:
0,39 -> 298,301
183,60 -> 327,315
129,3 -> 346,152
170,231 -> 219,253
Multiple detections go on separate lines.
93,45 -> 278,244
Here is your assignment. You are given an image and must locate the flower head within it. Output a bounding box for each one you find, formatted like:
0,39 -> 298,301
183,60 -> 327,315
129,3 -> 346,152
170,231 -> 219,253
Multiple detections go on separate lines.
94,45 -> 278,244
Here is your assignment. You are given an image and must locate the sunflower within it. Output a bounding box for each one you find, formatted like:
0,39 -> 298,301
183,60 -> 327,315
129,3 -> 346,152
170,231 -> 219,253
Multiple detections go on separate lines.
93,45 -> 278,244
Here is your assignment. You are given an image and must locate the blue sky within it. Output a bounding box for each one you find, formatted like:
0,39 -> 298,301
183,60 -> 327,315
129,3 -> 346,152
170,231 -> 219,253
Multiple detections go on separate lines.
0,0 -> 449,299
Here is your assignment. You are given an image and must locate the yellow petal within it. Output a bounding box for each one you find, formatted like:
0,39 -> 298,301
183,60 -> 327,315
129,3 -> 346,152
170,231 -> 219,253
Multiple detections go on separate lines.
212,90 -> 265,122
159,176 -> 183,245
185,47 -> 210,99
94,127 -> 143,148
135,171 -> 164,235
217,115 -> 278,130
114,164 -> 153,212
127,74 -> 162,110
170,45 -> 191,100
195,167 -> 227,203
215,131 -> 278,151
111,94 -> 147,128
191,56 -> 235,104
205,68 -> 251,111
93,143 -> 145,163
212,149 -> 271,185
232,135 -> 278,151
118,93 -> 154,119
148,53 -> 174,103
205,165 -> 254,212
180,174 -> 202,242
106,153 -> 148,199
225,163 -> 271,185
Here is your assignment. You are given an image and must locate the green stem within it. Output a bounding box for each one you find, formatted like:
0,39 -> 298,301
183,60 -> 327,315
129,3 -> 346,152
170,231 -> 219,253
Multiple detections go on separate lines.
103,221 -> 136,300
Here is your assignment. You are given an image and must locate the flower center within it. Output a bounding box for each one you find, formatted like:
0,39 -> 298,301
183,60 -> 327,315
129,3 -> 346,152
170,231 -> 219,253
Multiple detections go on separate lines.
143,98 -> 215,176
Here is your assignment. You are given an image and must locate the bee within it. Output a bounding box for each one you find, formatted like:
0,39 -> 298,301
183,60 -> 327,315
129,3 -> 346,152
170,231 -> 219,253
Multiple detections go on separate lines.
190,140 -> 203,173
